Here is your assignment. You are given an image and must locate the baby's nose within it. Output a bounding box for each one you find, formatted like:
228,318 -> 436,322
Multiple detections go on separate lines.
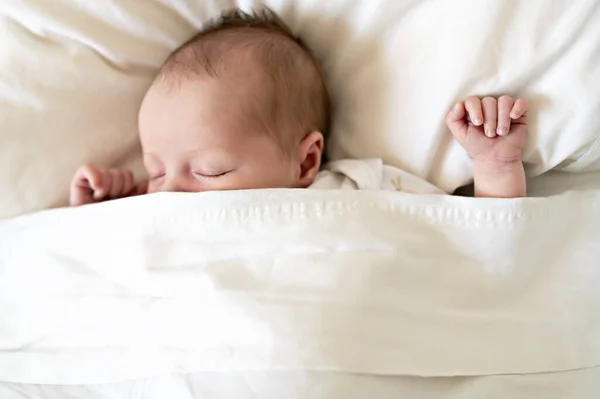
161,177 -> 199,193
160,178 -> 183,193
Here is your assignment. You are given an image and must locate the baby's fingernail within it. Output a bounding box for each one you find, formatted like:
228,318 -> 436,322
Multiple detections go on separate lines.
497,127 -> 508,136
485,128 -> 495,138
473,117 -> 482,125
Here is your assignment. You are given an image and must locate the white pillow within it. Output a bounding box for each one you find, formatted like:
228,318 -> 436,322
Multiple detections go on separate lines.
1,0 -> 599,218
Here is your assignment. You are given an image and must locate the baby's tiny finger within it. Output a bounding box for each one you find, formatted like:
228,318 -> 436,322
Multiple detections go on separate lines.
497,95 -> 514,136
481,97 -> 498,138
94,172 -> 111,200
109,169 -> 124,197
447,102 -> 466,122
465,96 -> 483,126
76,164 -> 101,190
510,98 -> 528,119
120,170 -> 133,194
446,102 -> 468,141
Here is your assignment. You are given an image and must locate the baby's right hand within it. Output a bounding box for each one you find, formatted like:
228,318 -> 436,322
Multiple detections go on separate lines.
69,164 -> 147,206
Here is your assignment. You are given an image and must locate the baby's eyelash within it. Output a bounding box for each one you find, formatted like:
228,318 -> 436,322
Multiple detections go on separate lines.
149,174 -> 165,182
191,171 -> 230,180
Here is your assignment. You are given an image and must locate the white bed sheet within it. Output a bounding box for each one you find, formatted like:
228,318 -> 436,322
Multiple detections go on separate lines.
1,368 -> 600,399
0,189 -> 599,397
527,170 -> 600,197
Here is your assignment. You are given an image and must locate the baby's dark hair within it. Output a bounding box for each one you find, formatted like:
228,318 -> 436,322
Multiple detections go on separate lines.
156,8 -> 331,150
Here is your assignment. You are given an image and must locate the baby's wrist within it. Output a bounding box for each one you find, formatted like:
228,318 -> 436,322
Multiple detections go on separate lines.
472,157 -> 525,198
473,155 -> 523,175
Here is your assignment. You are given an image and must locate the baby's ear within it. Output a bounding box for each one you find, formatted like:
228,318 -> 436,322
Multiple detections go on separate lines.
296,131 -> 324,187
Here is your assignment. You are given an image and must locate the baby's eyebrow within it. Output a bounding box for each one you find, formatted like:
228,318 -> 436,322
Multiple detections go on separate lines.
189,155 -> 232,164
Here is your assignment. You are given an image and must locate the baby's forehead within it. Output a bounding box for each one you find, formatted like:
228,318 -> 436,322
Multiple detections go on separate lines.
141,74 -> 271,145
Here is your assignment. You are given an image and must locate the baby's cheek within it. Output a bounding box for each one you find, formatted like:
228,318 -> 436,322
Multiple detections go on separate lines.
146,183 -> 159,194
225,171 -> 283,190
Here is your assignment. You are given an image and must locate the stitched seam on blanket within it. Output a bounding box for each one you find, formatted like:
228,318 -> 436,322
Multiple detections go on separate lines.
143,197 -> 600,232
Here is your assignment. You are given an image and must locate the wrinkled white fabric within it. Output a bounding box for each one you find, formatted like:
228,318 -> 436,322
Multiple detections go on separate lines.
2,0 -> 600,397
0,190 -> 599,387
313,159 -> 445,194
1,0 -> 599,217
1,368 -> 600,399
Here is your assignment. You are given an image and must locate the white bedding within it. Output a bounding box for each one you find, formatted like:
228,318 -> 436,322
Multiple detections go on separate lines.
2,0 -> 600,397
1,369 -> 600,399
527,170 -> 600,197
1,190 -> 599,397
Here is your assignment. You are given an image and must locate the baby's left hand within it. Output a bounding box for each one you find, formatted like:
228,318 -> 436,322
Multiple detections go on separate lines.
446,96 -> 528,165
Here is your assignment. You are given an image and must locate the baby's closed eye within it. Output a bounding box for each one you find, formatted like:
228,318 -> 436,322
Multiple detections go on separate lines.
148,173 -> 165,183
149,172 -> 165,178
191,169 -> 232,180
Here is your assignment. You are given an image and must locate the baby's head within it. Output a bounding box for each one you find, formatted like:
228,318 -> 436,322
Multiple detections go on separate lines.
139,8 -> 330,193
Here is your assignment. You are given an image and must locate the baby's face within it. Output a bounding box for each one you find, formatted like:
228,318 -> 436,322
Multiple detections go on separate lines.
138,79 -> 303,193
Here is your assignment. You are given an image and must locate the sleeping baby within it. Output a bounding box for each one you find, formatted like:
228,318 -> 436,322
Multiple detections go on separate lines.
70,8 -> 529,206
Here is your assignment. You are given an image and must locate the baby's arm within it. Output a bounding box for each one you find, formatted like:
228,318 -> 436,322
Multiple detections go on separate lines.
70,164 -> 148,206
446,96 -> 528,198
472,155 -> 525,198
473,154 -> 526,198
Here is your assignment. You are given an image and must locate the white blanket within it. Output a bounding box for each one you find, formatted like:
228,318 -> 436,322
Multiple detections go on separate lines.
1,190 -> 599,389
